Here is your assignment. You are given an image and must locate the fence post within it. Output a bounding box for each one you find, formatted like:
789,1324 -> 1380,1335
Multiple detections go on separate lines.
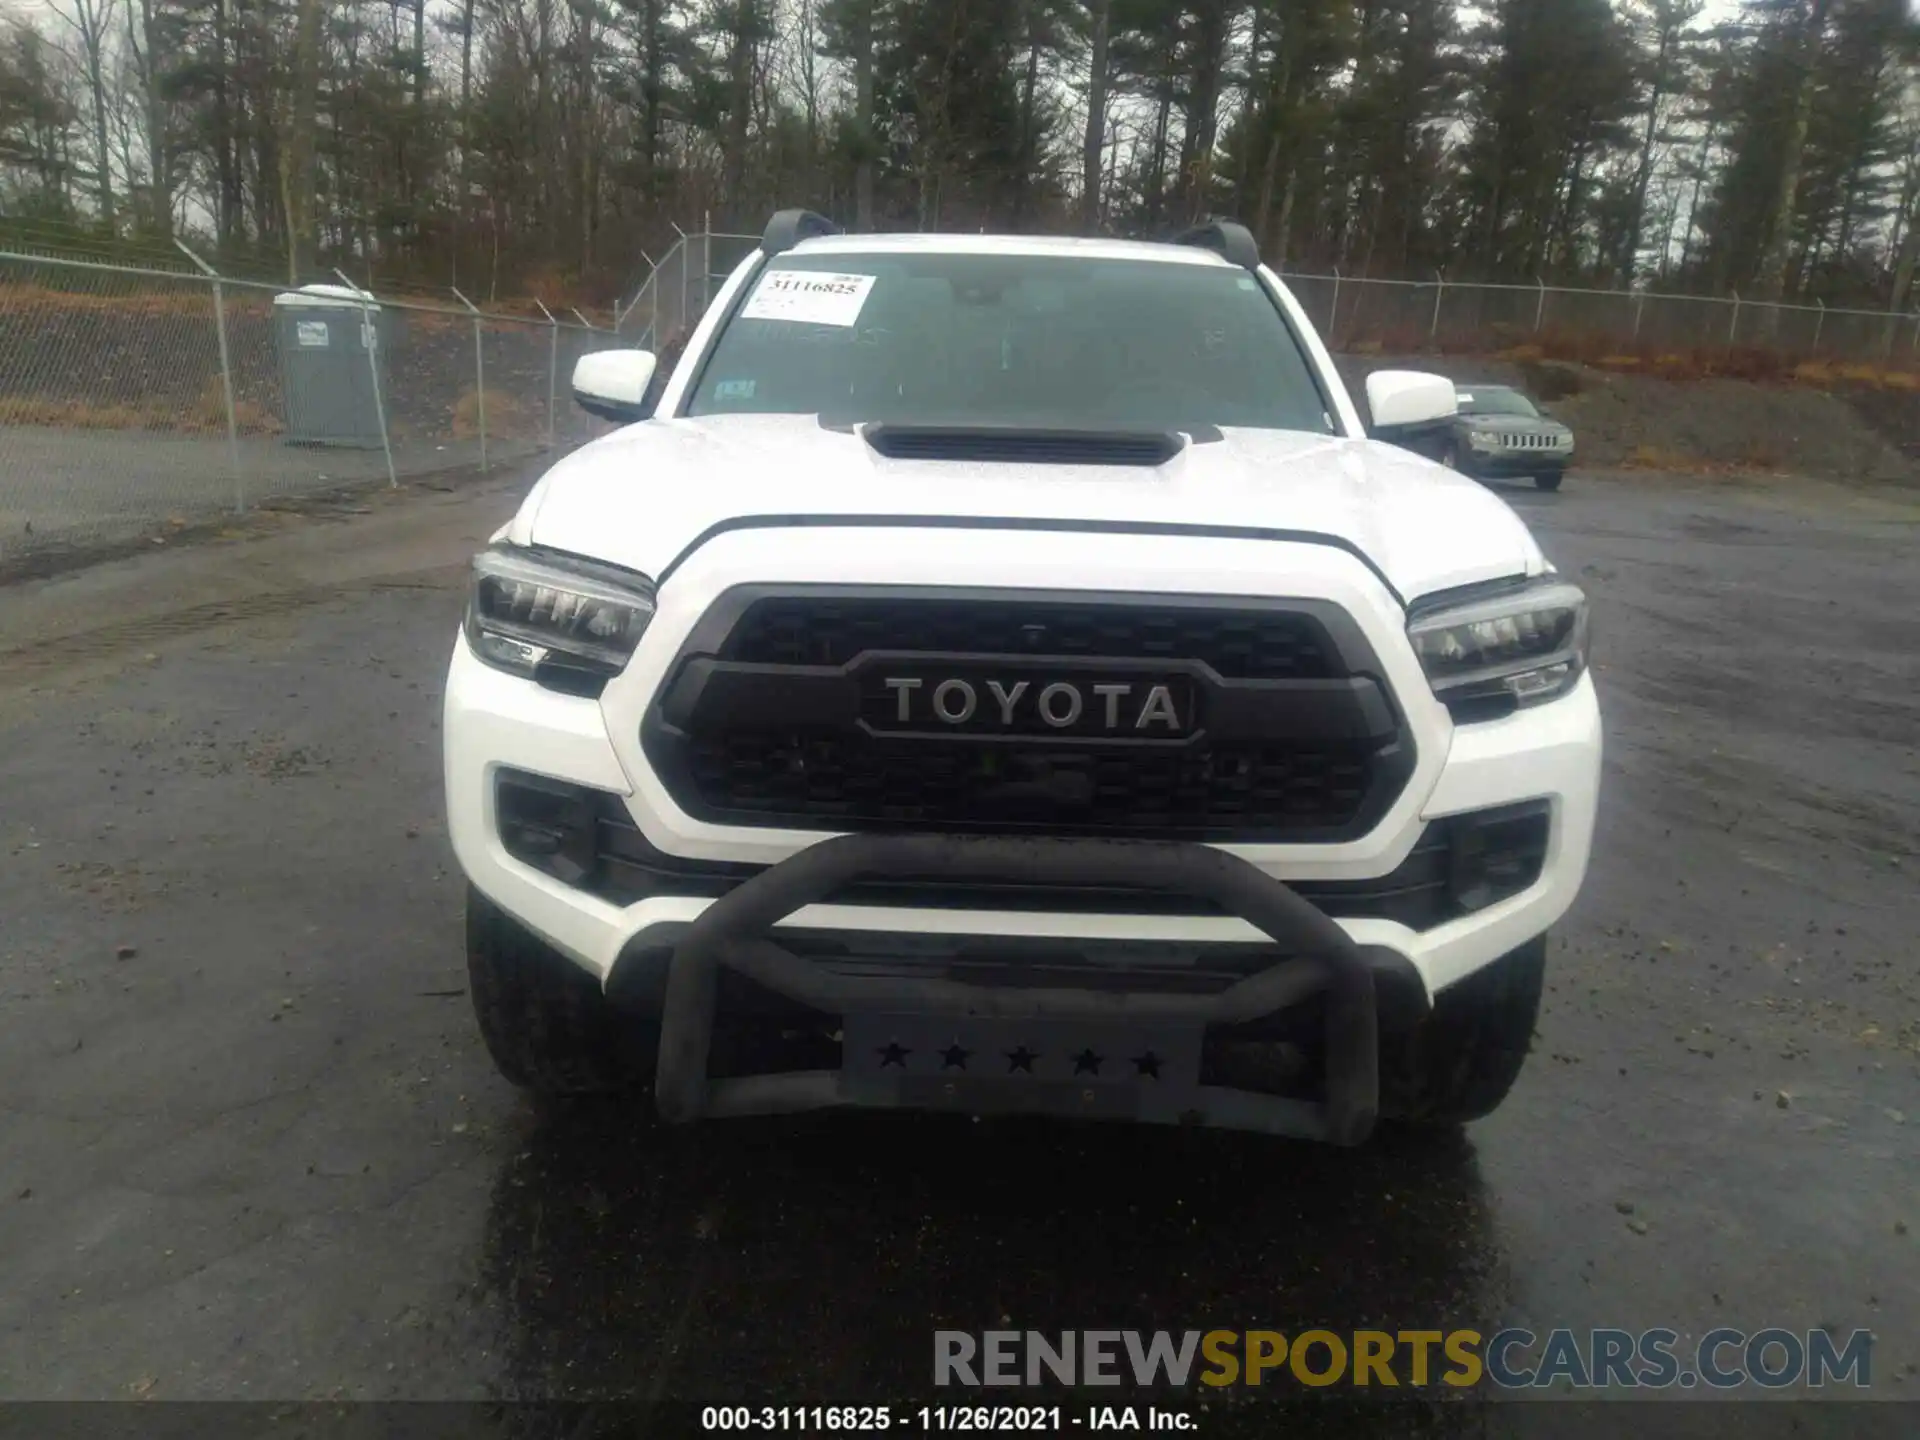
330,270 -> 398,490
620,251 -> 658,346
1633,292 -> 1645,340
1534,275 -> 1547,333
618,253 -> 656,341
1430,270 -> 1445,343
1329,266 -> 1341,343
535,299 -> 559,453
1728,290 -> 1741,348
452,286 -> 488,472
702,211 -> 712,318
1811,299 -> 1825,355
673,222 -> 689,339
176,240 -> 245,513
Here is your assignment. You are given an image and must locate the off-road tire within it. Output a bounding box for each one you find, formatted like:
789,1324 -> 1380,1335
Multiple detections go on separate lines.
1380,936 -> 1547,1126
1535,468 -> 1565,492
466,885 -> 653,1095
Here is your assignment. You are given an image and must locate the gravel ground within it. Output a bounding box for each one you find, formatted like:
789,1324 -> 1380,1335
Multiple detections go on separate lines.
0,427 -> 492,547
0,462 -> 1914,1433
0,417 -> 618,570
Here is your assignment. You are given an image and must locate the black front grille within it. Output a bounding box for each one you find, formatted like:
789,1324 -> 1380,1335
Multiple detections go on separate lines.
684,733 -> 1373,837
720,597 -> 1341,681
649,590 -> 1410,843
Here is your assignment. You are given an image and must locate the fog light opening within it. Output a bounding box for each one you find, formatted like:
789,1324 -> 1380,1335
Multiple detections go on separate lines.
1444,803 -> 1551,915
497,771 -> 613,889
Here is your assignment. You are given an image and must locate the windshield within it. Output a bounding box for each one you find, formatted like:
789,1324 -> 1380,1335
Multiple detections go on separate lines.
1456,386 -> 1539,419
682,251 -> 1337,436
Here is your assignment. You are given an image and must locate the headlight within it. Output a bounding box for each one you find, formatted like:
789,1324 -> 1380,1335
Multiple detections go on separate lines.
1467,430 -> 1499,451
464,545 -> 656,687
1408,577 -> 1589,718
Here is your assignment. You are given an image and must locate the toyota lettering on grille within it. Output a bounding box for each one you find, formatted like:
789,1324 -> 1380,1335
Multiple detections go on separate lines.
872,674 -> 1197,739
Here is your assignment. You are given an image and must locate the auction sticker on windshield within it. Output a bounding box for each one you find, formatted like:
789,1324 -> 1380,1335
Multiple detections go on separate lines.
741,270 -> 877,326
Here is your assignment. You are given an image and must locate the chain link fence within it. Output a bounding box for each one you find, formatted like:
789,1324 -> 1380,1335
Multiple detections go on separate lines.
616,227 -> 1920,371
616,229 -> 760,358
1279,270 -> 1920,364
0,247 -> 622,567
11,226 -> 1916,568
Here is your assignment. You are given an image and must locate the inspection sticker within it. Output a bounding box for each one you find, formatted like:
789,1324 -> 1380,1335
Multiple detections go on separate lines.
740,270 -> 876,327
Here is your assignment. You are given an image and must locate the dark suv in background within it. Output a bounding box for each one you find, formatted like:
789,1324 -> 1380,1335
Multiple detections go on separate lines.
1436,384 -> 1575,490
1370,381 -> 1575,491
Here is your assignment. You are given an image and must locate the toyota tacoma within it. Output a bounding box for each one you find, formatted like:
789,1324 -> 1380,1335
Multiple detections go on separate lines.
443,210 -> 1601,1145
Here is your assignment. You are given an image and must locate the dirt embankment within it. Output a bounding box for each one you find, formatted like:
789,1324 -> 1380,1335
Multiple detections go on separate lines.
1336,353 -> 1920,485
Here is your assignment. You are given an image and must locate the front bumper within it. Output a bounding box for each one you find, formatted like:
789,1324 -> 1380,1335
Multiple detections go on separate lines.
445,639 -> 1601,1002
444,524 -> 1603,1135
1463,446 -> 1572,477
644,832 -> 1391,1144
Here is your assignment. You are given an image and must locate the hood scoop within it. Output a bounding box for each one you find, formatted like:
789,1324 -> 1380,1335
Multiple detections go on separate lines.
860,424 -> 1186,468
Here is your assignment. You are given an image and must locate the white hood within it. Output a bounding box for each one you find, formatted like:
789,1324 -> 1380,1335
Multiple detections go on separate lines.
513,414 -> 1547,604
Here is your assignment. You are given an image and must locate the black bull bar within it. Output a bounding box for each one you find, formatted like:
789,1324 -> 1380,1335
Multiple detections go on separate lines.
632,834 -> 1402,1146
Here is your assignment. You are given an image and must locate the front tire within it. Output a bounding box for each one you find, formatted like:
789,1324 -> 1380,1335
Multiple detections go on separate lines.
1535,468 -> 1565,492
466,885 -> 653,1096
1380,936 -> 1547,1126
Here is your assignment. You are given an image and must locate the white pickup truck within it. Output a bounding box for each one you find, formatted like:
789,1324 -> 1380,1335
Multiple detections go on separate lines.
442,210 -> 1601,1146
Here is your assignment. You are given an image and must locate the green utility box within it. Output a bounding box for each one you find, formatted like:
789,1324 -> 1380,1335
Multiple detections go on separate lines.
272,284 -> 389,448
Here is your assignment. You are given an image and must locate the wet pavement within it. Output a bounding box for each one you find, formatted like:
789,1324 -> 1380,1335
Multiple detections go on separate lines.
0,467 -> 1915,1425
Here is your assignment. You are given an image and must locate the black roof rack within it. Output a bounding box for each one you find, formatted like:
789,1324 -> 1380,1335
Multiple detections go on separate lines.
1170,218 -> 1260,271
761,209 -> 843,256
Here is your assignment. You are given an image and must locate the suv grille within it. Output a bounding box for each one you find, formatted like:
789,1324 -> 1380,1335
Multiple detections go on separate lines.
721,597 -> 1340,681
648,592 -> 1412,843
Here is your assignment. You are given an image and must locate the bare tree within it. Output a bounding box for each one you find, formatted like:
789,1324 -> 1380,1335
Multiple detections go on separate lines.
852,0 -> 875,229
1619,0 -> 1704,283
1750,0 -> 1835,337
282,0 -> 326,281
121,0 -> 172,236
1080,0 -> 1108,230
719,0 -> 766,220
578,0 -> 599,270
1884,88 -> 1920,327
48,0 -> 120,227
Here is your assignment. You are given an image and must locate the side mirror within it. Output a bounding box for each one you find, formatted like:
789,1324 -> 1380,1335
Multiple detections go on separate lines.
1365,370 -> 1458,432
572,349 -> 659,423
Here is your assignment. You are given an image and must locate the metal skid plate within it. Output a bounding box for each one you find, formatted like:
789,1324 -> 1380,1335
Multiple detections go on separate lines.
842,1012 -> 1204,1120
